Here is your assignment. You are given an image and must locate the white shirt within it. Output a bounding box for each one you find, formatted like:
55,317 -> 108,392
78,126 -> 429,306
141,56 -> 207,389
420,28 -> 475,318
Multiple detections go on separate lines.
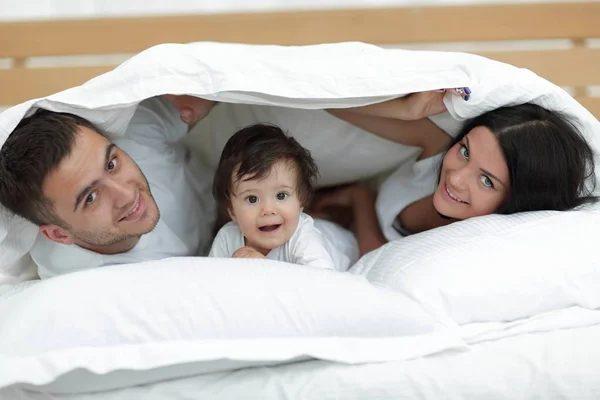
209,213 -> 353,271
376,154 -> 442,241
31,97 -> 216,279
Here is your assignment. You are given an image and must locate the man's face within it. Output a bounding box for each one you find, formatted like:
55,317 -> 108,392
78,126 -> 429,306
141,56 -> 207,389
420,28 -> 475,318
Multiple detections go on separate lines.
40,126 -> 160,252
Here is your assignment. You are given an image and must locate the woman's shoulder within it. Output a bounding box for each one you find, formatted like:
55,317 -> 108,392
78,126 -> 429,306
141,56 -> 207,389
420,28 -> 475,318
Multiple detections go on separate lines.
376,154 -> 442,241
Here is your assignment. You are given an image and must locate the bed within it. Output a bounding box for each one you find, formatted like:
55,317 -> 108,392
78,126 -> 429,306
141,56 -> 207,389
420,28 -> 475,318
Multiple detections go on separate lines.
1,2 -> 600,399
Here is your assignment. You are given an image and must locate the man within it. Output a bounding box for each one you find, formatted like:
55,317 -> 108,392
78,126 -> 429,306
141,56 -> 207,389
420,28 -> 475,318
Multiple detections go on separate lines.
0,95 -> 217,279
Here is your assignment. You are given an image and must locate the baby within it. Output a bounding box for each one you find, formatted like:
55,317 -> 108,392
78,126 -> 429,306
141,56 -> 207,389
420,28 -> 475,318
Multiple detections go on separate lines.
209,123 -> 339,270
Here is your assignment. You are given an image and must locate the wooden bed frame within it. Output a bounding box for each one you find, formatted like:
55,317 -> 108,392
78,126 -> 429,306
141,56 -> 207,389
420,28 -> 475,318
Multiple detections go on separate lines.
1,2 -> 599,118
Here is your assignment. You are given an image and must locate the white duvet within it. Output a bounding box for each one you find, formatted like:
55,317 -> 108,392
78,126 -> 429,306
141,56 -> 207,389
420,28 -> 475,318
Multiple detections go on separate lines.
1,41 -> 599,281
0,41 -> 599,396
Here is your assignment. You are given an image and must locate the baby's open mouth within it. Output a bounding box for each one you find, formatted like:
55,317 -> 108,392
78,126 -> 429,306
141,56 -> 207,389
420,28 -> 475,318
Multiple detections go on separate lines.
259,224 -> 281,232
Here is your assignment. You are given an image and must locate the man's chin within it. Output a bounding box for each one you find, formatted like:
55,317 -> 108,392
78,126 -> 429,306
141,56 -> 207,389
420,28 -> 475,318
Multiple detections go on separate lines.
144,195 -> 161,229
74,234 -> 141,254
144,206 -> 160,234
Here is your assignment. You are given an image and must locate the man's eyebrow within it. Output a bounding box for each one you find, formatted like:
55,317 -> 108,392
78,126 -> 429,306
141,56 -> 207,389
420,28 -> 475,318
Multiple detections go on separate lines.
465,137 -> 506,188
73,143 -> 116,211
104,143 -> 116,167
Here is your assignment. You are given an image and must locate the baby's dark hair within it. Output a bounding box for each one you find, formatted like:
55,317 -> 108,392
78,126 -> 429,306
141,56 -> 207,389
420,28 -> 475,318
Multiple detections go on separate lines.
212,123 -> 319,217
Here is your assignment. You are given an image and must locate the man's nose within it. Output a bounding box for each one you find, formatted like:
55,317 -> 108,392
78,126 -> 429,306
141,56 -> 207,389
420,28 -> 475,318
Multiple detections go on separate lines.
106,179 -> 135,208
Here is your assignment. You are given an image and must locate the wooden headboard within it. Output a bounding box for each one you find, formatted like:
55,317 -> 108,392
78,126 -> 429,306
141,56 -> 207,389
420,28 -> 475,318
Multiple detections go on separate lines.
1,2 -> 599,117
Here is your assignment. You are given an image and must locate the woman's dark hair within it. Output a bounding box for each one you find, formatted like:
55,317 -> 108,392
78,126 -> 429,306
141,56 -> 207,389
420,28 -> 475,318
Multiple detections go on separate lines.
438,103 -> 597,214
212,123 -> 319,217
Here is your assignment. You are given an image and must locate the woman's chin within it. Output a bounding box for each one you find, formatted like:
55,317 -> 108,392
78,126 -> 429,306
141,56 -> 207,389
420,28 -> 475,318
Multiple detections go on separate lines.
432,192 -> 457,220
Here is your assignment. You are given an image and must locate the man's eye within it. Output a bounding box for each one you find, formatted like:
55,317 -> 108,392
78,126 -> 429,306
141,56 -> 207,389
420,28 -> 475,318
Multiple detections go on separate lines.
246,195 -> 258,204
107,157 -> 118,171
276,192 -> 288,201
85,192 -> 97,205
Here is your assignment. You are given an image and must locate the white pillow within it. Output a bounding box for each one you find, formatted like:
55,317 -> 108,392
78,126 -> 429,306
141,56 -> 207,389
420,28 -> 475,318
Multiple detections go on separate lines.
186,104 -> 419,187
0,257 -> 464,394
350,208 -> 600,325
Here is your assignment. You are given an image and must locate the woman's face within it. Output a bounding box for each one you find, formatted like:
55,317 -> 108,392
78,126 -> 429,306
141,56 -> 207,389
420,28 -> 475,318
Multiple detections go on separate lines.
433,126 -> 510,220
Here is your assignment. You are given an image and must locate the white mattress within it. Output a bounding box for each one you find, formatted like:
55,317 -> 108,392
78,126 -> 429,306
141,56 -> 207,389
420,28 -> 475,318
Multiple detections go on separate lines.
4,307 -> 600,400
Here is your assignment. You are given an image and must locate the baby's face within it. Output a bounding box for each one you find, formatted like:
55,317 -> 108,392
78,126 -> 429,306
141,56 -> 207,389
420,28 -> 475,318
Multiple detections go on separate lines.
229,161 -> 303,255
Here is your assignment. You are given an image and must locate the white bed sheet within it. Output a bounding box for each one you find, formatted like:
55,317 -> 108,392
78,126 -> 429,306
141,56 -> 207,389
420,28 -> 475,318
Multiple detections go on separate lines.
4,307 -> 600,400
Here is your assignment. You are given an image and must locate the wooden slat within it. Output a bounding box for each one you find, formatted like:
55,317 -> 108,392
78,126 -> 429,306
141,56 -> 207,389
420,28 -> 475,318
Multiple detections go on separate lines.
0,66 -> 113,105
1,2 -> 599,58
478,48 -> 600,87
579,97 -> 600,120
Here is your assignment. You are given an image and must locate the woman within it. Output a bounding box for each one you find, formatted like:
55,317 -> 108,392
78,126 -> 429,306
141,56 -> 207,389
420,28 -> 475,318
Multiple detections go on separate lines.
311,89 -> 597,256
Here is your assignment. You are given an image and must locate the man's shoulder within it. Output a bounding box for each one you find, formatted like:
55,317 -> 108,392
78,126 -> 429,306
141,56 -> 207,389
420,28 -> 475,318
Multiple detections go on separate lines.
30,234 -> 105,279
30,220 -> 191,279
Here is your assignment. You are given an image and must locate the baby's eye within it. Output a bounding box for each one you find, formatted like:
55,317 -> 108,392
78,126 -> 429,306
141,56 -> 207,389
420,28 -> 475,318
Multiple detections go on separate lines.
459,144 -> 469,159
107,157 -> 118,171
246,195 -> 259,204
276,192 -> 288,201
481,175 -> 494,188
85,191 -> 97,205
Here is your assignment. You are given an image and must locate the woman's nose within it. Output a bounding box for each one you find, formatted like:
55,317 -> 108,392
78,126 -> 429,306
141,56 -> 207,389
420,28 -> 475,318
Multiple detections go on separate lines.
448,166 -> 469,189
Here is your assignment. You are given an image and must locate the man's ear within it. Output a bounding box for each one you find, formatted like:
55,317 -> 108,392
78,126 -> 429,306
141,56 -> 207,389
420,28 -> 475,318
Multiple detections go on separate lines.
40,224 -> 75,245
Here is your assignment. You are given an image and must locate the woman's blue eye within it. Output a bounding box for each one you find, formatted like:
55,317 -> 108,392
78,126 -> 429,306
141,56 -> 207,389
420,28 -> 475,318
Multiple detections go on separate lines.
481,175 -> 494,188
276,192 -> 288,201
459,144 -> 469,159
246,195 -> 258,204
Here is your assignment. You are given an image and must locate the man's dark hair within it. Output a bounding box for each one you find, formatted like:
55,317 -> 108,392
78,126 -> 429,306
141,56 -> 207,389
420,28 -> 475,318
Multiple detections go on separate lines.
0,109 -> 101,226
213,123 -> 319,217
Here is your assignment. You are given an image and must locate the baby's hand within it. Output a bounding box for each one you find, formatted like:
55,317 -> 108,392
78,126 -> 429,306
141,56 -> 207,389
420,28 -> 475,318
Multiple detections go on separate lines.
232,246 -> 266,259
